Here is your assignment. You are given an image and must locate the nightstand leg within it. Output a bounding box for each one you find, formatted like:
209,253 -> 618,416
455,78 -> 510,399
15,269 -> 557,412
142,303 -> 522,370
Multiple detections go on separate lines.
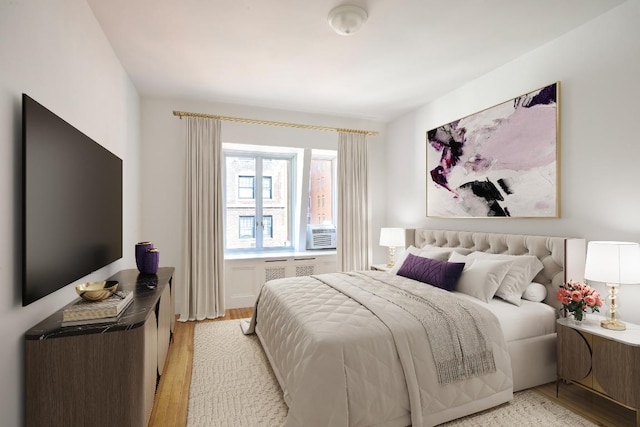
636,408 -> 639,427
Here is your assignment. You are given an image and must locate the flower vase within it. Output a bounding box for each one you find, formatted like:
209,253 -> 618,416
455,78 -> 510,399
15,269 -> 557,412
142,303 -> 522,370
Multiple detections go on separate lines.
135,241 -> 154,272
569,311 -> 586,326
140,248 -> 160,275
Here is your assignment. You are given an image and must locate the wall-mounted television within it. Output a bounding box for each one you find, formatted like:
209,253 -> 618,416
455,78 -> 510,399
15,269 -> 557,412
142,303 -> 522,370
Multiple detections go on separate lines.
22,94 -> 123,306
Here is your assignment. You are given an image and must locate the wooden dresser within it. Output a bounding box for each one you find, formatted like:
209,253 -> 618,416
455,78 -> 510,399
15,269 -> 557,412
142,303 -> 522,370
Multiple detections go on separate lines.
25,267 -> 175,427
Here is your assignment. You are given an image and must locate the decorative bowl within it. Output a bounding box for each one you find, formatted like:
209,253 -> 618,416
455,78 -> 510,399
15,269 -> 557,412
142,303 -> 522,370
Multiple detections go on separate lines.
75,281 -> 119,301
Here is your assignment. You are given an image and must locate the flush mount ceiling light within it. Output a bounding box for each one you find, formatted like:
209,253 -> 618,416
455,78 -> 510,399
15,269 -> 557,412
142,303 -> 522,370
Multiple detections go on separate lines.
328,4 -> 368,36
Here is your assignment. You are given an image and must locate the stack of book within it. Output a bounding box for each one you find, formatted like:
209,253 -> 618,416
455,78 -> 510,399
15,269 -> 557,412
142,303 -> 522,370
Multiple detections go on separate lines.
62,290 -> 133,326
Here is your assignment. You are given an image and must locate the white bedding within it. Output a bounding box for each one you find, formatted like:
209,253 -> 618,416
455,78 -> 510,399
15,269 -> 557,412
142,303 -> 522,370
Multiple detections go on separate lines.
245,271 -> 513,427
244,229 -> 584,426
453,292 -> 557,342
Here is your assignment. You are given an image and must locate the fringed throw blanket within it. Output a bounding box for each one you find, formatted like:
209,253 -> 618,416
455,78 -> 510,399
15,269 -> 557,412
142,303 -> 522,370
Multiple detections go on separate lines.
316,271 -> 496,384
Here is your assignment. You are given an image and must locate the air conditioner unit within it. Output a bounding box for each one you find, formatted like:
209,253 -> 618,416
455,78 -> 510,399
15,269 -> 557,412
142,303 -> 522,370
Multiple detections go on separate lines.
306,225 -> 337,250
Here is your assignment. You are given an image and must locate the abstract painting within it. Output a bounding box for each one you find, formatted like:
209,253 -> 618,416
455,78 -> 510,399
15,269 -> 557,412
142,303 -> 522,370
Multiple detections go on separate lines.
426,82 -> 559,218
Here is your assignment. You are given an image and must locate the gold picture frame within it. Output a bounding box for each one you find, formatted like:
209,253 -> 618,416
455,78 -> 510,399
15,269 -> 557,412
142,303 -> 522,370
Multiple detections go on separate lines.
426,82 -> 560,218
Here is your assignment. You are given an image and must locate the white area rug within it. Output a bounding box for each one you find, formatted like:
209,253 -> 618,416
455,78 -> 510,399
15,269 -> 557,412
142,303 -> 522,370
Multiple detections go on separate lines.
188,320 -> 288,427
188,320 -> 597,427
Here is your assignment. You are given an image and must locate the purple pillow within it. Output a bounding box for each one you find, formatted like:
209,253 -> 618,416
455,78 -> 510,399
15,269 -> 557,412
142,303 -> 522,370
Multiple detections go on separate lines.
397,253 -> 465,291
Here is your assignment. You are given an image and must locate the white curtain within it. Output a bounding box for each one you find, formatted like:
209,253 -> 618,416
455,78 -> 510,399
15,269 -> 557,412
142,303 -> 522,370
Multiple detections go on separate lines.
337,131 -> 370,271
179,117 -> 225,321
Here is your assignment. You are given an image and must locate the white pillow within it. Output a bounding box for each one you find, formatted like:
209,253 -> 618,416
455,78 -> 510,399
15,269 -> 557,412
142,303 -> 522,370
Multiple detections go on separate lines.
466,252 -> 544,306
448,252 -> 514,303
522,282 -> 547,303
420,244 -> 473,256
390,246 -> 451,274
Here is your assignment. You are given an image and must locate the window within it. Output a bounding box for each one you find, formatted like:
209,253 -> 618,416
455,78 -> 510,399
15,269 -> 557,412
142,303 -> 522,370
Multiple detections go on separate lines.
307,152 -> 336,226
237,175 -> 271,200
224,144 -> 337,254
225,148 -> 294,252
238,215 -> 272,239
263,215 -> 273,238
263,176 -> 272,199
239,216 -> 255,239
238,175 -> 255,199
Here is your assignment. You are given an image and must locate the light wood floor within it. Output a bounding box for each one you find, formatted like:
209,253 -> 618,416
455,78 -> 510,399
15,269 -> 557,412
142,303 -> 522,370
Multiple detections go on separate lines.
148,307 -> 253,427
148,308 -> 635,427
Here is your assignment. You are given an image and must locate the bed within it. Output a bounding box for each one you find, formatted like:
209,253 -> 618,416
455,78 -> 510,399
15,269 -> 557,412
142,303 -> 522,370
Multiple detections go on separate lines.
242,229 -> 586,426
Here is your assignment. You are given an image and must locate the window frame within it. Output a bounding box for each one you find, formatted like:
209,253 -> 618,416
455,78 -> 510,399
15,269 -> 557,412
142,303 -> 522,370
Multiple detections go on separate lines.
223,148 -> 296,254
237,175 -> 255,199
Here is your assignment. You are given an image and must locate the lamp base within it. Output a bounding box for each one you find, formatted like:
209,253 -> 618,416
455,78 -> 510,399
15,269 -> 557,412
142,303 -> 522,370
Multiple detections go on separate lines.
386,247 -> 396,268
601,318 -> 626,331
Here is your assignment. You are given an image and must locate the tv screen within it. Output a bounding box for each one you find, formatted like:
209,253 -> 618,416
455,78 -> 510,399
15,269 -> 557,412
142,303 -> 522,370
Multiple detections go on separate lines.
22,94 -> 123,306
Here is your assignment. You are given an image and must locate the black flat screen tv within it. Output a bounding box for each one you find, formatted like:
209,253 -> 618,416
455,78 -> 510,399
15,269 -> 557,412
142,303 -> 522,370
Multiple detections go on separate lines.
22,93 -> 123,306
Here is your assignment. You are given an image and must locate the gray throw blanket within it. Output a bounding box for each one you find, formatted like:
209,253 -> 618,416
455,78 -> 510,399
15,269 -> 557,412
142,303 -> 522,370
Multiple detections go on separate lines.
317,271 -> 496,384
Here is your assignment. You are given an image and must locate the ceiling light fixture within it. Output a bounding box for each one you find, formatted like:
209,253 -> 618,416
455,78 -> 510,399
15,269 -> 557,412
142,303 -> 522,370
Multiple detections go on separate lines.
328,4 -> 368,36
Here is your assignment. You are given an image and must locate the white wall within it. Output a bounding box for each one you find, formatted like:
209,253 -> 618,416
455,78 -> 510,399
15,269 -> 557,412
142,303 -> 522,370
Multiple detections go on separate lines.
0,2 -> 140,425
384,0 -> 640,322
140,97 -> 386,312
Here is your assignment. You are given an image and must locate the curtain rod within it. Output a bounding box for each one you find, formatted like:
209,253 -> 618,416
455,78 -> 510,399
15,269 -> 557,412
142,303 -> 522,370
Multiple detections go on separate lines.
172,110 -> 379,136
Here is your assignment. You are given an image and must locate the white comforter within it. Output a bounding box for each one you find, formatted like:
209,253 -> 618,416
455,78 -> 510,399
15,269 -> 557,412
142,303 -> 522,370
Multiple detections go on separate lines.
244,271 -> 513,427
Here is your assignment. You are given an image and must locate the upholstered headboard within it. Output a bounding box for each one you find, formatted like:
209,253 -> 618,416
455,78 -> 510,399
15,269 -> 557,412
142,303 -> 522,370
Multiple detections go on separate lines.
407,229 -> 586,309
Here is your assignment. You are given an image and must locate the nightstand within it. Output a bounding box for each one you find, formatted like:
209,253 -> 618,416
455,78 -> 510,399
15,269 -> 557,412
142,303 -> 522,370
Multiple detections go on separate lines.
557,315 -> 640,426
371,264 -> 392,272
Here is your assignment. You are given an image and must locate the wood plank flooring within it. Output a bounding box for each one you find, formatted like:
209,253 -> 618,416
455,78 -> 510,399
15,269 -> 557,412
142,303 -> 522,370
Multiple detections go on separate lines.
148,308 -> 634,427
536,380 -> 635,427
148,307 -> 253,427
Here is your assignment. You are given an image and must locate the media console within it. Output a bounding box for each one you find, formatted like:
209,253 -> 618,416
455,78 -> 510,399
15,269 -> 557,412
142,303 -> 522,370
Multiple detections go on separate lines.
24,267 -> 175,427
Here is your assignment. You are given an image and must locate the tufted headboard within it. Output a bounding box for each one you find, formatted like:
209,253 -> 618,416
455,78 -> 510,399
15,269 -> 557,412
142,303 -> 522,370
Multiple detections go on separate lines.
407,229 -> 586,309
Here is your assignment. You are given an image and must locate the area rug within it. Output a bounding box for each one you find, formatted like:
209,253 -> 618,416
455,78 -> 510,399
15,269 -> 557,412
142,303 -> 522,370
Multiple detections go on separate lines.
188,320 -> 597,427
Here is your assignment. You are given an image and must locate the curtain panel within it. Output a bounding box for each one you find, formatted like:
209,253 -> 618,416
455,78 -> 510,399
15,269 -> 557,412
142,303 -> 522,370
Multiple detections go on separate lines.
337,131 -> 370,271
179,117 -> 225,321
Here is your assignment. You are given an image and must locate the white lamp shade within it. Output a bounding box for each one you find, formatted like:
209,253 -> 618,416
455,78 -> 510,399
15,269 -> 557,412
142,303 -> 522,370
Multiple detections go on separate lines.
584,241 -> 640,284
379,228 -> 405,248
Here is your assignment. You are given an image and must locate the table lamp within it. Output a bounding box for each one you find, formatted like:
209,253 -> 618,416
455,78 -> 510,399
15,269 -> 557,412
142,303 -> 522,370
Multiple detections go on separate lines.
584,241 -> 640,331
379,228 -> 405,267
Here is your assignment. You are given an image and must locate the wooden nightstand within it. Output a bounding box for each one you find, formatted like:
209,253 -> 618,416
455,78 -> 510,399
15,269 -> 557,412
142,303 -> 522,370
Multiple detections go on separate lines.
557,315 -> 640,426
371,264 -> 392,272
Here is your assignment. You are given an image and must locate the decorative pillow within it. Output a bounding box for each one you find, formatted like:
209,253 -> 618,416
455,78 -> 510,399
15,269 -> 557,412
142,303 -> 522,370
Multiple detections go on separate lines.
466,252 -> 544,306
390,245 -> 452,274
396,253 -> 465,291
522,282 -> 547,303
448,252 -> 514,303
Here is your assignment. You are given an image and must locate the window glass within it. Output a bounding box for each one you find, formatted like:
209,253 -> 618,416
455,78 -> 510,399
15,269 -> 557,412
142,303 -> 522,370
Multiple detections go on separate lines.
226,156 -> 257,249
262,158 -> 290,248
263,176 -> 272,199
224,149 -> 292,251
307,154 -> 336,226
224,145 -> 336,253
263,215 -> 273,238
239,216 -> 255,239
238,175 -> 255,199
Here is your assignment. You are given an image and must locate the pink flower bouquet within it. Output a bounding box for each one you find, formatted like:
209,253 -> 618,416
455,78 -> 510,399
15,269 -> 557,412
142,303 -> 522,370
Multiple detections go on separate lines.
557,280 -> 602,321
